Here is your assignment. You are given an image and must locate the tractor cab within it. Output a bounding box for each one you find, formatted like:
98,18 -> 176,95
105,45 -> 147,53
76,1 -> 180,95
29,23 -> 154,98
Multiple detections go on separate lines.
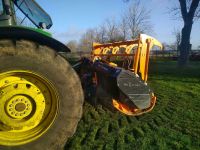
0,0 -> 52,29
0,1 -> 3,14
0,0 -> 15,25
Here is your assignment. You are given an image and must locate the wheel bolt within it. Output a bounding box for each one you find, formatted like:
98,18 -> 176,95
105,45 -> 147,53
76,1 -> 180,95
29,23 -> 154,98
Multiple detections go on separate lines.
13,84 -> 18,88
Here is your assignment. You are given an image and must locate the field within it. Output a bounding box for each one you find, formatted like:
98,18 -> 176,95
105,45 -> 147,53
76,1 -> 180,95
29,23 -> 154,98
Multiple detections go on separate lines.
65,61 -> 200,150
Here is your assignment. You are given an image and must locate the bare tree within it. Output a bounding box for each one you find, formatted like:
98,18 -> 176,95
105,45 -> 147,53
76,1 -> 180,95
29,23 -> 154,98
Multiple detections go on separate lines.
119,16 -> 129,41
66,40 -> 78,52
79,29 -> 96,52
79,0 -> 153,47
105,18 -> 116,42
172,0 -> 200,66
104,18 -> 125,42
95,24 -> 107,43
124,0 -> 153,39
172,28 -> 181,50
172,28 -> 181,56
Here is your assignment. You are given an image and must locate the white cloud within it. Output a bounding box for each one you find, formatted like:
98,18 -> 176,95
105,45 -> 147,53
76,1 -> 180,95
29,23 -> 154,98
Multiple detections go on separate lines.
52,27 -> 85,43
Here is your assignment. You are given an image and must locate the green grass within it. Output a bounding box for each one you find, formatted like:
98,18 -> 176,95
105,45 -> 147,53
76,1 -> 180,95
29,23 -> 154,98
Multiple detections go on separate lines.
65,61 -> 200,150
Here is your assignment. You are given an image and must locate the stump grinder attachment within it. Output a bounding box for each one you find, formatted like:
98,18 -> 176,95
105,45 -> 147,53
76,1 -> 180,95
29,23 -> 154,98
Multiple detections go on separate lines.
75,34 -> 162,116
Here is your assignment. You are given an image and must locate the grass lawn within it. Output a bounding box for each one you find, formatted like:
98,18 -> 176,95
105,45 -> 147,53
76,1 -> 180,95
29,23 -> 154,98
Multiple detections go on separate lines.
65,61 -> 200,150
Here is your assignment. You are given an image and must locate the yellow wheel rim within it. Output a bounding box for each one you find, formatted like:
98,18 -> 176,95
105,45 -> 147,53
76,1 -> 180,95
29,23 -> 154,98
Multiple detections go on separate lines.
0,70 -> 59,146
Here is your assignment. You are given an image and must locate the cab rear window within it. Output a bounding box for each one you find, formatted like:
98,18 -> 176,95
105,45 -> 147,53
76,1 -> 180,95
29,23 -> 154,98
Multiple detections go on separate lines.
14,0 -> 52,29
0,1 -> 3,15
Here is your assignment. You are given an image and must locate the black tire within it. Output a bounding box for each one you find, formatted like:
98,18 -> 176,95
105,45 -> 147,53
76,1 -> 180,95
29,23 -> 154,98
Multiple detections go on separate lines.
0,39 -> 84,150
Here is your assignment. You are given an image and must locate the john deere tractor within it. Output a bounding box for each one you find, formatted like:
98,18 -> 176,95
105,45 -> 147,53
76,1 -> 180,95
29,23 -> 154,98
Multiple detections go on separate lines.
0,0 -> 84,149
0,0 -> 163,149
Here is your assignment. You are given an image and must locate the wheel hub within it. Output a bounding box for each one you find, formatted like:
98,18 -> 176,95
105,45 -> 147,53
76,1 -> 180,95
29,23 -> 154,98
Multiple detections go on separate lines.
0,70 -> 58,146
6,95 -> 32,119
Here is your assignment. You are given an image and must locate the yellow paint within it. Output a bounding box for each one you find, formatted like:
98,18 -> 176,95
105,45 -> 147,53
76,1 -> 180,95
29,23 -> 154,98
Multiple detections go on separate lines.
109,62 -> 118,67
0,70 -> 58,146
112,95 -> 156,116
112,47 -> 119,54
92,34 -> 163,82
91,34 -> 162,116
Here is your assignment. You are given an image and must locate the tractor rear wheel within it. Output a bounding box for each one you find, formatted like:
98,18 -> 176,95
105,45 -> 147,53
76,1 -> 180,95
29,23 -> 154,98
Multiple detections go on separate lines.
0,39 -> 84,150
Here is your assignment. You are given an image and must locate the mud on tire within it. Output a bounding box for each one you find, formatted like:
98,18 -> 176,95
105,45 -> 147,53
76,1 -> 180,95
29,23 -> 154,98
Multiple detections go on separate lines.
0,39 -> 84,150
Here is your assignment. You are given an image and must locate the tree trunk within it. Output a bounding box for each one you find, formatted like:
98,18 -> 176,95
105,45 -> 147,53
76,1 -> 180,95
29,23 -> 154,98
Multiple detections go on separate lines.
178,20 -> 193,66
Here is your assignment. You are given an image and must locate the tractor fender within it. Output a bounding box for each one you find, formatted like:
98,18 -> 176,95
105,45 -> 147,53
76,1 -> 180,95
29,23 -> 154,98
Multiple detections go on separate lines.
0,26 -> 70,53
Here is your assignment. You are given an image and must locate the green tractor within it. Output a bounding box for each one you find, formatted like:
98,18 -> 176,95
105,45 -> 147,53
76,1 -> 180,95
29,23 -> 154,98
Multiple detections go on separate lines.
0,0 -> 163,149
0,0 -> 84,149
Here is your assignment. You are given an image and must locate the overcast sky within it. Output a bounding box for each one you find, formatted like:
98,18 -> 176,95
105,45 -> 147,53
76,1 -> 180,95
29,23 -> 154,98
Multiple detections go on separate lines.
36,0 -> 200,48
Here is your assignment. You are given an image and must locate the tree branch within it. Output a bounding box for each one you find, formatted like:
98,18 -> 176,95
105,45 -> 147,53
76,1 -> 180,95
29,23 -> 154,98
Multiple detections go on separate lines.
179,0 -> 188,21
188,0 -> 200,19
